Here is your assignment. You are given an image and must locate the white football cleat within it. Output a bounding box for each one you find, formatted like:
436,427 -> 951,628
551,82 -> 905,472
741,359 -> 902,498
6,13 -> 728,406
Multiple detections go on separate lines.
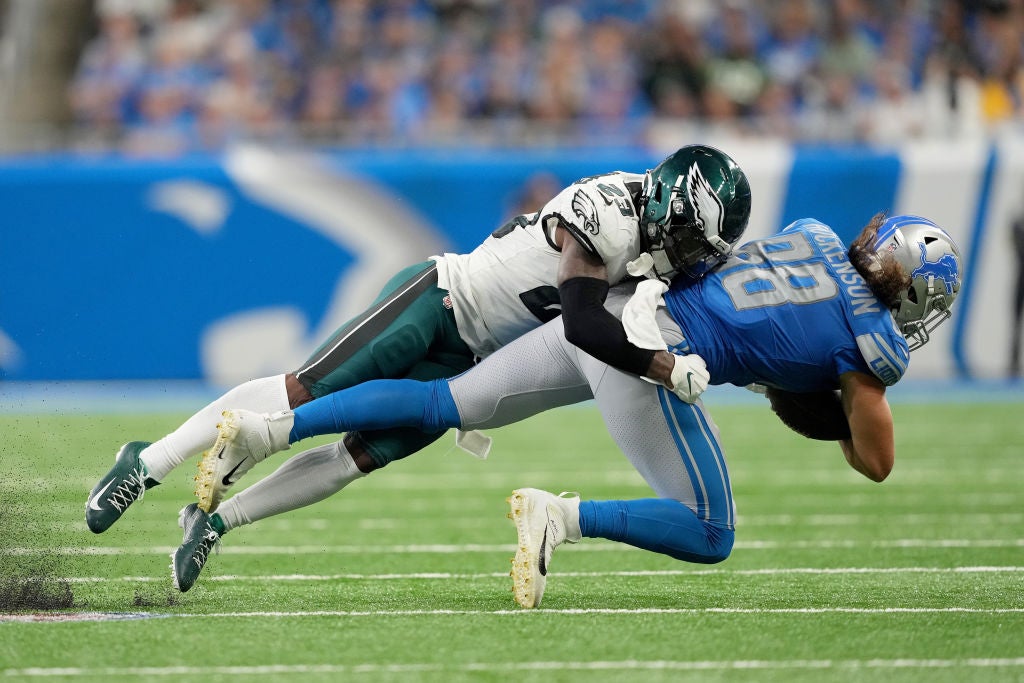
507,488 -> 581,608
194,408 -> 293,512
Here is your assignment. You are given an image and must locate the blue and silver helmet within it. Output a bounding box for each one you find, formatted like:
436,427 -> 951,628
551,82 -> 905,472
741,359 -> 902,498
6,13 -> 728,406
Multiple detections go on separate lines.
874,215 -> 963,350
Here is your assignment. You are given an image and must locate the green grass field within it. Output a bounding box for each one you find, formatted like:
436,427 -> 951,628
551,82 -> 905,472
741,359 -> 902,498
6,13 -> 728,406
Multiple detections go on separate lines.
1,398 -> 1023,682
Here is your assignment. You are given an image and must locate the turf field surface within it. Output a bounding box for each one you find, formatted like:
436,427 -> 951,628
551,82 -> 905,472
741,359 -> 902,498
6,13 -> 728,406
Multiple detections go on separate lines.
1,397 -> 1023,682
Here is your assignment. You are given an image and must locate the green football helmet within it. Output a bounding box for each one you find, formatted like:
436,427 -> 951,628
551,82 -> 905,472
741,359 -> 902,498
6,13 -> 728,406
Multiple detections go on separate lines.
640,145 -> 752,280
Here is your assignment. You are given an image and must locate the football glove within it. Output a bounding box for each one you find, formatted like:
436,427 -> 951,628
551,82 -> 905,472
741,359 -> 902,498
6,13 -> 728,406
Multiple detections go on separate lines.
666,353 -> 710,403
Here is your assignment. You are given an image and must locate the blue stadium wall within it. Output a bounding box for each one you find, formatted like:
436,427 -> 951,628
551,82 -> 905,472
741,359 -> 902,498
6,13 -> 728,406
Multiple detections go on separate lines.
2,139 -> 1021,384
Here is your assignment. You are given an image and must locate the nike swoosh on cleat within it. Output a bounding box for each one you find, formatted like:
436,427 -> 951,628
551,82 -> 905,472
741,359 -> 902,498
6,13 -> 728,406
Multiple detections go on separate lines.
221,459 -> 248,487
538,526 -> 549,577
88,480 -> 115,511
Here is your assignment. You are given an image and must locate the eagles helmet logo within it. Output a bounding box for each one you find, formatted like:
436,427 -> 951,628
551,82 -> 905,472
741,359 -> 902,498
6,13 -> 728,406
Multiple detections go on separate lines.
685,163 -> 725,241
911,241 -> 960,295
571,189 -> 600,235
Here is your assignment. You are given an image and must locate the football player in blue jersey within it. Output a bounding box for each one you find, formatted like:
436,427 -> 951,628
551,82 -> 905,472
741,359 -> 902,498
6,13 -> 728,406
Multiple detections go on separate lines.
187,213 -> 962,607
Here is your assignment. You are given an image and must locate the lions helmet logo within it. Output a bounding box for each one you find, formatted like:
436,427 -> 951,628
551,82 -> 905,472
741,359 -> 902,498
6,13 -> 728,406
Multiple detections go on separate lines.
571,189 -> 600,235
684,163 -> 725,241
911,241 -> 960,295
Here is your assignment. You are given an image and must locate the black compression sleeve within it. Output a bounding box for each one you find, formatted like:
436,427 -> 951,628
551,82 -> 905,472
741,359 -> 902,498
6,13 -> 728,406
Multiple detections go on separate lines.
558,276 -> 656,377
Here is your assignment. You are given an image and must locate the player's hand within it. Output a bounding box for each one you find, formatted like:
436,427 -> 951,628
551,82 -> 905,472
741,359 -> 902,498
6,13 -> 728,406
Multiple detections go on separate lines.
668,353 -> 710,403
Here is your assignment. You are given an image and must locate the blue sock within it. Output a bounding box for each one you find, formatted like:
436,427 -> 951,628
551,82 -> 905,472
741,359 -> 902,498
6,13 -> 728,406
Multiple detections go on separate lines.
289,379 -> 462,443
579,498 -> 733,564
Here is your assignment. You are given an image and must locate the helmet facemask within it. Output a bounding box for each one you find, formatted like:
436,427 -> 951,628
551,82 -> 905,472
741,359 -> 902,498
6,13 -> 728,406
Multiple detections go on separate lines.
894,266 -> 956,351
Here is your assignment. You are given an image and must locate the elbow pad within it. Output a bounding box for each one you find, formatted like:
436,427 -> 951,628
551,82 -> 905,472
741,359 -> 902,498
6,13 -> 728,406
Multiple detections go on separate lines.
558,276 -> 656,377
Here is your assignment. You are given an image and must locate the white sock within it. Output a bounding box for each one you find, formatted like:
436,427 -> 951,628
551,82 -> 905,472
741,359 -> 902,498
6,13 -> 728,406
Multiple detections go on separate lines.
140,374 -> 290,482
214,440 -> 365,532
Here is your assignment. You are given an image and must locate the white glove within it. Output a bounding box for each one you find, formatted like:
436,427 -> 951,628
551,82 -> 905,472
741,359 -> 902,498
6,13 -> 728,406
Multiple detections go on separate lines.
667,353 -> 710,403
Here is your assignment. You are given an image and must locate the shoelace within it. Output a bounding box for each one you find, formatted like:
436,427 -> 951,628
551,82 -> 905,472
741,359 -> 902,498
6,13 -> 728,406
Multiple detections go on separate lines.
107,465 -> 147,512
191,529 -> 220,569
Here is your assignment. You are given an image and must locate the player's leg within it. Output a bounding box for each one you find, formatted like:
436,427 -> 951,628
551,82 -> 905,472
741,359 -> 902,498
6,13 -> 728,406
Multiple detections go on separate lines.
575,297 -> 735,559
508,301 -> 735,607
172,358 -> 477,591
194,341 -> 477,509
85,374 -> 290,533
140,256 -> 450,485
581,377 -> 735,560
191,261 -> 472,509
337,348 -> 480,471
291,261 -> 470,400
89,261 -> 465,532
167,438 -> 363,592
203,314 -> 594,481
510,376 -> 735,608
288,316 -> 594,440
189,317 -> 589,539
209,359 -> 473,534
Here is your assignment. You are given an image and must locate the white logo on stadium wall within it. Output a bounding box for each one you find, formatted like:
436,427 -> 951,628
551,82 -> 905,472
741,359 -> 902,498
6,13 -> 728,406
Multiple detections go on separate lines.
149,181 -> 230,234
150,146 -> 448,385
0,328 -> 24,373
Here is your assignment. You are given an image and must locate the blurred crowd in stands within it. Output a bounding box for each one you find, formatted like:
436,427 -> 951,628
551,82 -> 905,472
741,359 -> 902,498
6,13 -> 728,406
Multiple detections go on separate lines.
67,0 -> 1024,153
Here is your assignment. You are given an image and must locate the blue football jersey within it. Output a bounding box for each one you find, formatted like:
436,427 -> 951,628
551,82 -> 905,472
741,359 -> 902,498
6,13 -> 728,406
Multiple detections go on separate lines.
664,219 -> 910,391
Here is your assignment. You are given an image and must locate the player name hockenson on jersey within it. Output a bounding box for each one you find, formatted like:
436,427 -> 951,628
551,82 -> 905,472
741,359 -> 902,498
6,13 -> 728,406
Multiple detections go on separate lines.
804,222 -> 882,317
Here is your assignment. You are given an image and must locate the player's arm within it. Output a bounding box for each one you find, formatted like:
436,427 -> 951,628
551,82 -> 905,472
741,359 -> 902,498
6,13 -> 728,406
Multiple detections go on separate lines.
837,371 -> 895,482
556,231 -> 678,385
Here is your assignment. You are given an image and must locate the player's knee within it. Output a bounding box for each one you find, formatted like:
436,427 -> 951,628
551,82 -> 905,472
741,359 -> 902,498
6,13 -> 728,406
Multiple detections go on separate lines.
681,523 -> 733,565
703,525 -> 734,564
285,373 -> 314,409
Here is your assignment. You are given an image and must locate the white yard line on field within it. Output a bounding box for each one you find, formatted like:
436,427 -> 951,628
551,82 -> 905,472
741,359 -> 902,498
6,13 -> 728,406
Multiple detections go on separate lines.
737,512 -> 1024,526
57,566 -> 1024,583
5,658 -> 1024,677
7,538 -> 1024,556
100,606 -> 1024,616
4,607 -> 1024,625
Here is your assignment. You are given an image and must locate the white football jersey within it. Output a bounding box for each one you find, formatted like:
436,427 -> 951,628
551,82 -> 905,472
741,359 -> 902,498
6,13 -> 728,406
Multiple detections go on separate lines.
434,172 -> 645,358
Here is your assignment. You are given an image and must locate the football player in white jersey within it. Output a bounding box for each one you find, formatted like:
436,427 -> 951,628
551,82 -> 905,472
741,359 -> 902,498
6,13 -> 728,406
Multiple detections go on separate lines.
84,146 -> 752,575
